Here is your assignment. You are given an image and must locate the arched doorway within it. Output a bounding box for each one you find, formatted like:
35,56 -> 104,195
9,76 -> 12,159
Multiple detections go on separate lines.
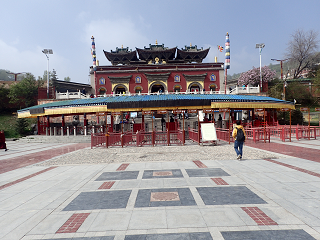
113,84 -> 127,94
174,85 -> 181,92
135,86 -> 143,94
150,82 -> 166,93
209,84 -> 216,91
189,83 -> 201,92
99,87 -> 106,95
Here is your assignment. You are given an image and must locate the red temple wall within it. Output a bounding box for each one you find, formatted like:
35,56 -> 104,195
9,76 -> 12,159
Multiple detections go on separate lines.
95,68 -> 221,94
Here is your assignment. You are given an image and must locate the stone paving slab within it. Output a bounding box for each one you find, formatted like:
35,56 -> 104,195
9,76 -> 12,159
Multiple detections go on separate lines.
221,229 -> 316,239
1,140 -> 320,239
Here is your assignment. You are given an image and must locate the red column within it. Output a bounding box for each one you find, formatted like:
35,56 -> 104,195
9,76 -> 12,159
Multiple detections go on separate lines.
83,113 -> 87,127
62,115 -> 65,127
37,116 -> 41,135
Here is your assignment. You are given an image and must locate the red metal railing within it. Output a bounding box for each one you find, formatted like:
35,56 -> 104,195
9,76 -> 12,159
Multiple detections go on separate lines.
91,133 -> 106,148
154,131 -> 167,145
188,128 -> 199,143
91,125 -> 320,148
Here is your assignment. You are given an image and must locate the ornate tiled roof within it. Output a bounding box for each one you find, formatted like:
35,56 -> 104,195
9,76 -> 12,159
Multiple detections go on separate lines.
18,94 -> 294,118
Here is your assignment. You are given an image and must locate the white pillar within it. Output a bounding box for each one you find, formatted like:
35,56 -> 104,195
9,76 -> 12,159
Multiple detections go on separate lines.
61,127 -> 63,136
54,127 -> 57,136
74,126 -> 76,136
67,126 -> 69,136
84,126 -> 87,136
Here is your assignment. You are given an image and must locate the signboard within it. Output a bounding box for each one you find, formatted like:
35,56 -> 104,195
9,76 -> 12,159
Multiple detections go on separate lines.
300,107 -> 309,112
315,108 -> 320,112
201,123 -> 217,142
157,110 -> 167,114
111,112 -> 121,116
188,109 -> 198,113
173,109 -> 183,114
106,115 -> 111,124
255,108 -> 264,112
203,109 -> 213,113
219,108 -> 229,112
96,112 -> 106,116
281,108 -> 290,112
142,111 -> 153,115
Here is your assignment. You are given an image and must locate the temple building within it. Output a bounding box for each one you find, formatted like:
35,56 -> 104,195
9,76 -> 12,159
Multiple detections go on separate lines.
90,41 -> 224,96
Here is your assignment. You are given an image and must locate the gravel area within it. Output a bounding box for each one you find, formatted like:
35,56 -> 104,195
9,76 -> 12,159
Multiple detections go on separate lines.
35,141 -> 285,166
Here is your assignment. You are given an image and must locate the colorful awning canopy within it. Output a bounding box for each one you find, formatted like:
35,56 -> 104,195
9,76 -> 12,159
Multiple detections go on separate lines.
17,94 -> 294,118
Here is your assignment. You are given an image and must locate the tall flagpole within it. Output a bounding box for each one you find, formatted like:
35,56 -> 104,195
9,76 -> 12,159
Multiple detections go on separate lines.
224,32 -> 230,94
91,36 -> 97,96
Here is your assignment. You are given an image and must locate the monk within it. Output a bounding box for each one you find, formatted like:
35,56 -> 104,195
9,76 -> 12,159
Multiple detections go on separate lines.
0,130 -> 8,151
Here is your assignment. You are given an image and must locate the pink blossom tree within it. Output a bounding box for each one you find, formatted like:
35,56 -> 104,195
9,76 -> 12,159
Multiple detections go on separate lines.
238,66 -> 276,86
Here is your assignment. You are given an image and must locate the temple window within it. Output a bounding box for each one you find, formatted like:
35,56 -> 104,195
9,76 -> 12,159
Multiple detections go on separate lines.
135,76 -> 141,83
99,77 -> 105,85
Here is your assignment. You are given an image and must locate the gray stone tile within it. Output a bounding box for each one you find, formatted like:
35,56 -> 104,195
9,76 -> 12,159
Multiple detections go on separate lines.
221,229 -> 316,240
124,232 -> 212,239
113,180 -> 140,190
163,178 -> 188,188
88,211 -> 132,231
142,169 -> 183,179
166,208 -> 207,228
28,213 -> 71,235
43,237 -> 115,240
186,168 -> 230,177
200,207 -> 247,227
196,186 -> 266,205
134,188 -> 196,208
139,179 -> 164,189
96,171 -> 139,181
63,190 -> 131,211
128,209 -> 167,229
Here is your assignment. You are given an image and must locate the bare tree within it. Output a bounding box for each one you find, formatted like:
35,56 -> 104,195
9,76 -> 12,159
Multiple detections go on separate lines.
285,29 -> 320,79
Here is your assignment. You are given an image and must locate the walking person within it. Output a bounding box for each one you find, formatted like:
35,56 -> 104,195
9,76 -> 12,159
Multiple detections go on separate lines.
232,120 -> 246,160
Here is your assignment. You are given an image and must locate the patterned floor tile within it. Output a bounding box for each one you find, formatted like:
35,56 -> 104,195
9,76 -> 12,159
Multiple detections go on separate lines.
95,171 -> 139,181
197,186 -> 266,205
124,232 -> 212,240
142,169 -> 183,179
186,168 -> 230,177
135,188 -> 196,207
221,229 -> 315,240
63,190 -> 131,211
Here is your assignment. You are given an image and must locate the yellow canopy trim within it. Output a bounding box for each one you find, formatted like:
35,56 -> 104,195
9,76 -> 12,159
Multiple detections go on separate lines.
211,102 -> 295,109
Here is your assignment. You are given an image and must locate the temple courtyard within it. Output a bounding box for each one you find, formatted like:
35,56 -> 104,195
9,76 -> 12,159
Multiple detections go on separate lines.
1,137 -> 320,239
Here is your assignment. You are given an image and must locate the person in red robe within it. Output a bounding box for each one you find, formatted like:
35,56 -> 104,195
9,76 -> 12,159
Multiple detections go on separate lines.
0,130 -> 8,151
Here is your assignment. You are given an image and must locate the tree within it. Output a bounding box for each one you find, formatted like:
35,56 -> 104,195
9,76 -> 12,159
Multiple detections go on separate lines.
285,29 -> 320,79
238,66 -> 276,86
64,76 -> 71,82
0,69 -> 12,81
0,85 -> 10,112
285,82 -> 316,106
8,73 -> 44,108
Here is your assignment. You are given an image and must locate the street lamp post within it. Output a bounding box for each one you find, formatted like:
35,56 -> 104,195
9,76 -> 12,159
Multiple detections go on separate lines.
256,43 -> 265,92
271,58 -> 288,100
6,72 -> 25,81
42,49 -> 53,98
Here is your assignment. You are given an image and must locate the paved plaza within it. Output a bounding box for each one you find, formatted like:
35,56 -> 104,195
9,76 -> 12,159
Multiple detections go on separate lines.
1,137 -> 320,239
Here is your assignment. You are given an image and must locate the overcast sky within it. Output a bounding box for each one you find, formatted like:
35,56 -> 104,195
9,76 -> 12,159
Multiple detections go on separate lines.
0,0 -> 319,84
